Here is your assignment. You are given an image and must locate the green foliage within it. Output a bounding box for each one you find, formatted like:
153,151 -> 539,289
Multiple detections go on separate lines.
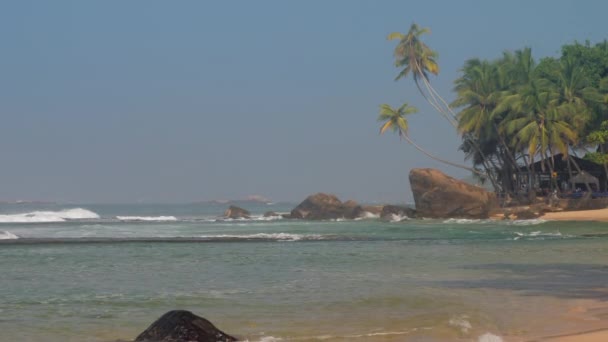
451,40 -> 608,193
382,22 -> 608,193
560,40 -> 608,88
388,23 -> 439,82
584,152 -> 608,165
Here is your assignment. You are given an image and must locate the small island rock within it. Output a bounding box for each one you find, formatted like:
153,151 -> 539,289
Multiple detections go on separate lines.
289,193 -> 361,220
135,310 -> 237,342
223,205 -> 250,219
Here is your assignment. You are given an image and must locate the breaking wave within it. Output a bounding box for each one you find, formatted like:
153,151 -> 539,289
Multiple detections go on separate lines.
199,233 -> 323,242
388,214 -> 409,222
0,231 -> 18,240
508,219 -> 547,226
513,230 -> 568,240
0,208 -> 99,223
116,216 -> 178,222
443,218 -> 490,224
218,215 -> 284,222
355,211 -> 380,220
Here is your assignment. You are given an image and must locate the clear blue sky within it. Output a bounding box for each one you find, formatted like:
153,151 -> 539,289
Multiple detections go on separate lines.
1,0 -> 606,203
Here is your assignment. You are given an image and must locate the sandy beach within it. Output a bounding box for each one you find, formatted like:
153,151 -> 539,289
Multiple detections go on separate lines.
540,208 -> 608,222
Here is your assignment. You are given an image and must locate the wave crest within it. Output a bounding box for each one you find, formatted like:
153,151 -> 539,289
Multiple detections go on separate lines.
200,233 -> 323,242
0,208 -> 99,223
0,231 -> 18,239
116,216 -> 177,222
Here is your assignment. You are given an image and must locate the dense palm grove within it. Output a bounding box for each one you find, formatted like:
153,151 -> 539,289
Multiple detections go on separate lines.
379,23 -> 608,199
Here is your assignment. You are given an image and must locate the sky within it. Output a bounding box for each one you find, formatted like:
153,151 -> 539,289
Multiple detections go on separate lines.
1,0 -> 607,203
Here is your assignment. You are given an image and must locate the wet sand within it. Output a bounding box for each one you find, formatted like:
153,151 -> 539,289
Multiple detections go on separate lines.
541,329 -> 608,341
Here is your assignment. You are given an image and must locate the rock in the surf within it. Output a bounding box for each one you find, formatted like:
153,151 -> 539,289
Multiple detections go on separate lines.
263,211 -> 278,217
135,310 -> 237,342
409,168 -> 496,219
380,205 -> 416,220
289,193 -> 361,220
223,205 -> 250,219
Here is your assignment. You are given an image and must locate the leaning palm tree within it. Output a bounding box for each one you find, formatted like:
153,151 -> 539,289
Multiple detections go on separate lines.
388,23 -> 497,188
387,23 -> 454,125
378,103 -> 481,173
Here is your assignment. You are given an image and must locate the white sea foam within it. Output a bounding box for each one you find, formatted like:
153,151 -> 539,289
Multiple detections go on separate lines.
0,208 -> 99,223
443,218 -> 490,224
0,231 -> 18,240
509,219 -> 547,226
449,315 -> 472,333
199,233 -> 323,241
388,214 -> 409,222
478,332 -> 503,342
116,216 -> 178,222
219,215 -> 284,222
355,211 -> 380,220
303,330 -> 414,340
514,231 -> 563,240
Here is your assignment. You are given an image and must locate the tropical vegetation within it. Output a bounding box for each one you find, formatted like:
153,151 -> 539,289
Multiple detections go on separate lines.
379,23 -> 608,198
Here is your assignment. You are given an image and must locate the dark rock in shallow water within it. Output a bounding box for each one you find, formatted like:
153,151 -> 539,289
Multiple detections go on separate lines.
223,205 -> 250,219
289,193 -> 361,220
380,205 -> 416,220
409,168 -> 497,219
135,310 -> 237,342
263,211 -> 278,217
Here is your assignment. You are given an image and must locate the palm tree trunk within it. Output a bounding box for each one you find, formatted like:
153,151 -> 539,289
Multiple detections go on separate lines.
403,135 -> 483,175
601,144 -> 608,192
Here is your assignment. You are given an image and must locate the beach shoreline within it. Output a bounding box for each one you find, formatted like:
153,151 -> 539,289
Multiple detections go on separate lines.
538,329 -> 608,342
539,207 -> 608,222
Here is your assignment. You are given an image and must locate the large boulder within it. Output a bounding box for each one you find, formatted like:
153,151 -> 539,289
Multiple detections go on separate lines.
290,193 -> 361,220
223,205 -> 250,219
135,310 -> 237,342
409,168 -> 497,219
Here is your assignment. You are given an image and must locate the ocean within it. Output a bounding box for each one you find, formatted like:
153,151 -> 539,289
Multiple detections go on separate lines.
1,202 -> 607,342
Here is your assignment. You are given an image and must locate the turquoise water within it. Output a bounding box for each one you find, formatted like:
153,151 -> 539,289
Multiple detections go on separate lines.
1,203 -> 608,341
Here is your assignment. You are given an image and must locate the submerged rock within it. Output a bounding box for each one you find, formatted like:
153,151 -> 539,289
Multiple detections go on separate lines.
263,211 -> 279,217
223,205 -> 250,219
409,168 -> 497,219
135,310 -> 237,342
289,193 -> 361,220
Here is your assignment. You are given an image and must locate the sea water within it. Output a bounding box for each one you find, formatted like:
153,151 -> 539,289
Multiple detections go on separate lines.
1,202 -> 608,341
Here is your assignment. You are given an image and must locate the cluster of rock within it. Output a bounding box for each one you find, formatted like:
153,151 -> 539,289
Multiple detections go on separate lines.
221,168 -> 498,221
223,193 -> 415,221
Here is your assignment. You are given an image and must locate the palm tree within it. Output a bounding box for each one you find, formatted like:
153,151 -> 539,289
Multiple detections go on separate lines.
388,23 -> 498,189
388,23 -> 455,126
452,58 -> 517,192
500,78 -> 579,193
378,103 -> 481,173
